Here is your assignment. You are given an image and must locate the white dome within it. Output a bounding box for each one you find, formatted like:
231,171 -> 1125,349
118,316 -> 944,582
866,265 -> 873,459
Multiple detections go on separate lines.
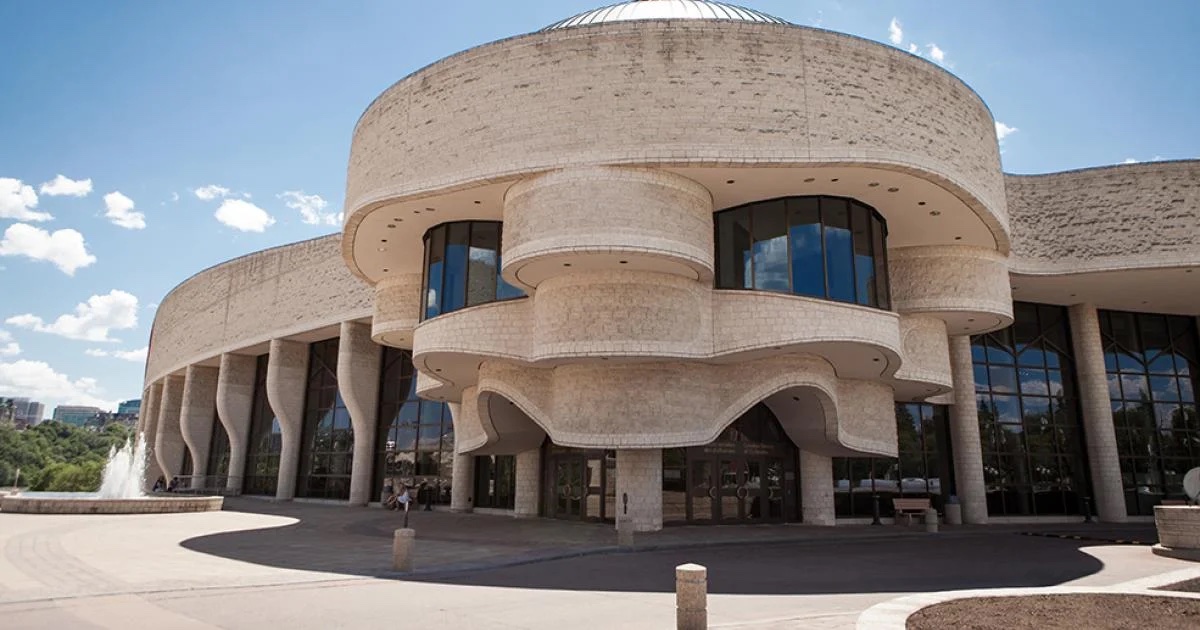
542,0 -> 790,31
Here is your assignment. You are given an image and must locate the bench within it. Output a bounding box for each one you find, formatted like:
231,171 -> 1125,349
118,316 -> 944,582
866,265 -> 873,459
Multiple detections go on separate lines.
892,497 -> 933,526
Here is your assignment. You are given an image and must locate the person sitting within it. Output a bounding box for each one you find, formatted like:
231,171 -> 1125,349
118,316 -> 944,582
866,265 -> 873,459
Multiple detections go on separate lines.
152,476 -> 166,492
166,477 -> 179,492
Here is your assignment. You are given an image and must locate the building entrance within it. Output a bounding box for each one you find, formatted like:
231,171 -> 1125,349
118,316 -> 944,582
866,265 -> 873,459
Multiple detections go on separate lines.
664,403 -> 799,524
543,446 -> 616,522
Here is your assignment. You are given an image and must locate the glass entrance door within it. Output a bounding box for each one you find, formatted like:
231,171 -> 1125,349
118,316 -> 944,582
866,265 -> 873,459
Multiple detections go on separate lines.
551,458 -> 584,519
544,446 -> 616,522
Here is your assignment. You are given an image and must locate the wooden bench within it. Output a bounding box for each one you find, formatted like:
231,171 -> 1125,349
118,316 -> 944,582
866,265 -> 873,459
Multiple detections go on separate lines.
892,497 -> 933,526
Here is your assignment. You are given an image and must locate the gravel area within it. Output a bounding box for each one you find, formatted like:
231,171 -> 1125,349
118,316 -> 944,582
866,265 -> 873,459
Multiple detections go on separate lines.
1158,577 -> 1200,593
907,594 -> 1200,630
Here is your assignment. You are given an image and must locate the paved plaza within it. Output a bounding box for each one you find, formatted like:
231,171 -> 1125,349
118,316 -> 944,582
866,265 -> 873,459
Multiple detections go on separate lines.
1,500 -> 1198,629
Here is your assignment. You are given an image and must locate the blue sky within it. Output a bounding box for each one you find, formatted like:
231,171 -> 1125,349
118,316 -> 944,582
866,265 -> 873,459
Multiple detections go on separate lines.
1,1 -> 1197,416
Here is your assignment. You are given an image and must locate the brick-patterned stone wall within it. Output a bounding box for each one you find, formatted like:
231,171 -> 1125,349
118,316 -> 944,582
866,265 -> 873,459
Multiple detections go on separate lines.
345,22 -> 1006,256
800,450 -> 835,526
371,273 -> 422,349
1068,304 -> 1126,522
888,245 -> 1013,329
266,339 -> 309,501
893,315 -> 952,393
1007,161 -> 1200,274
338,321 -> 382,506
155,375 -> 186,481
179,365 -> 218,483
1155,507 -> 1200,551
502,167 -> 715,286
513,448 -> 541,518
146,235 -> 372,384
615,449 -> 663,532
216,353 -> 256,493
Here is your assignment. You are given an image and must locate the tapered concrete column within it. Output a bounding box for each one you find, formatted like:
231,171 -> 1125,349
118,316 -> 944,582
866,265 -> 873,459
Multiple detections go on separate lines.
451,453 -> 475,513
800,450 -> 835,526
140,381 -> 164,491
514,447 -> 541,518
216,353 -> 256,493
155,374 -> 186,482
337,321 -> 381,506
616,449 -> 663,532
180,365 -> 219,489
267,339 -> 309,501
1069,304 -> 1127,522
949,334 -> 989,524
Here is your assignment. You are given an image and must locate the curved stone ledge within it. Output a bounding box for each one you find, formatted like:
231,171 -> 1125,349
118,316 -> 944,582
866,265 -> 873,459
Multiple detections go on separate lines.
371,273 -> 423,349
888,245 -> 1013,334
146,234 -> 373,384
1154,505 -> 1200,559
0,495 -> 224,514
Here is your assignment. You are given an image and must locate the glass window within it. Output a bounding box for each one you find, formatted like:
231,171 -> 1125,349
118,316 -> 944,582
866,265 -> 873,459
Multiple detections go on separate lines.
970,303 -> 1087,516
421,222 -> 526,320
243,354 -> 281,496
374,347 -> 454,504
297,339 -> 355,500
715,195 -> 889,308
1101,309 -> 1200,516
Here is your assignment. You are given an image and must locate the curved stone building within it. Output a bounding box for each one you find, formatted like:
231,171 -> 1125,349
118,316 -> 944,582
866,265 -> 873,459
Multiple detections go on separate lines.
140,1 -> 1200,529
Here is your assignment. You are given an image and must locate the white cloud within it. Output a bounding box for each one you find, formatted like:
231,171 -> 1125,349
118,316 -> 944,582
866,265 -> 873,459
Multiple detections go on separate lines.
102,191 -> 147,230
908,43 -> 919,54
0,359 -> 116,411
0,178 -> 52,222
1123,158 -> 1139,164
145,303 -> 158,311
85,346 -> 147,362
888,18 -> 903,45
0,330 -> 19,357
279,190 -> 340,226
0,223 -> 97,275
39,175 -> 93,197
927,43 -> 946,64
194,184 -> 232,201
215,199 -> 275,232
995,121 -> 1019,143
6,289 -> 139,342
171,192 -> 180,202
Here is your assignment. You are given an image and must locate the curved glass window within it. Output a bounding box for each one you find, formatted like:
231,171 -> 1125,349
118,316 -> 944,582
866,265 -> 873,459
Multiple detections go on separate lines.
714,196 -> 890,309
297,339 -> 354,500
421,221 -> 525,320
374,347 -> 454,504
243,354 -> 281,496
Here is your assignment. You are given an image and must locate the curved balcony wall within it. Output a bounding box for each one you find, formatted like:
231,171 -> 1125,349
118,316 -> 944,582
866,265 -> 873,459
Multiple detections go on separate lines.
887,244 -> 1013,335
714,195 -> 890,310
501,167 -> 714,289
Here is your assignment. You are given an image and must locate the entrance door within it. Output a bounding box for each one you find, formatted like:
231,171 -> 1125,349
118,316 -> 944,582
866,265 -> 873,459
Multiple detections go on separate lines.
551,458 -> 584,519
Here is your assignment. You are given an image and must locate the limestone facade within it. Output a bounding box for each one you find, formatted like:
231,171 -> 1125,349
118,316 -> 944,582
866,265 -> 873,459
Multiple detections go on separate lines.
139,3 -> 1199,531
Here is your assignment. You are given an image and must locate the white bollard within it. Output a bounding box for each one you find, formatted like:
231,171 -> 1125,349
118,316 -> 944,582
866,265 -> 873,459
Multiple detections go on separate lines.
393,528 -> 415,571
924,508 -> 939,533
676,563 -> 707,630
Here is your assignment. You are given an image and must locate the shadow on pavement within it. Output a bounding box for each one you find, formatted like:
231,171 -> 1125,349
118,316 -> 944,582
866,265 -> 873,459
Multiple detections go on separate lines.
180,498 -> 1118,594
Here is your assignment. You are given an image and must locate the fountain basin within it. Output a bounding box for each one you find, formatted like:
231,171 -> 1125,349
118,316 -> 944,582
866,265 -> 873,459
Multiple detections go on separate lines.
1153,505 -> 1200,561
1,493 -> 223,514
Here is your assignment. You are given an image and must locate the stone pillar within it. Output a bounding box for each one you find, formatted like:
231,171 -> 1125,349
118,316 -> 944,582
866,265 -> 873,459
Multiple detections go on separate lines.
949,334 -> 989,524
216,353 -> 256,493
451,453 -> 475,513
337,321 -> 381,507
154,374 -> 186,482
616,449 -> 663,532
267,339 -> 309,501
513,447 -> 541,518
140,381 -> 164,491
1069,304 -> 1127,522
180,365 -> 219,489
800,450 -> 835,526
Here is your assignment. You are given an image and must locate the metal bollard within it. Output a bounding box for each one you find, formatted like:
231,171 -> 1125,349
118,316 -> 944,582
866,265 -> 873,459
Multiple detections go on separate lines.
393,528 -> 415,572
676,563 -> 707,630
924,508 -> 939,533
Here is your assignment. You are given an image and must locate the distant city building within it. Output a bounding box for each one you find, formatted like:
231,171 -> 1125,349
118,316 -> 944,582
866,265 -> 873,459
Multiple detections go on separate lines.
52,405 -> 104,427
117,399 -> 141,416
11,398 -> 45,425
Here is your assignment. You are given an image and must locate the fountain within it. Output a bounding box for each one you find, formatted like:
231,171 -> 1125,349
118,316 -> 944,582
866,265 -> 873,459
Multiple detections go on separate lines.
0,433 -> 223,514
